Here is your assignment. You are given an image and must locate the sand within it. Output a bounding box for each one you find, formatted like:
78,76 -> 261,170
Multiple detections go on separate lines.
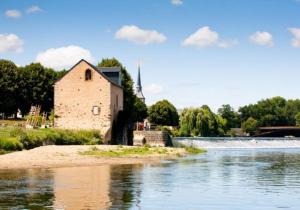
0,145 -> 186,169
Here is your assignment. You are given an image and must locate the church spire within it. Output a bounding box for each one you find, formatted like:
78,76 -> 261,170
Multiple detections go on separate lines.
135,63 -> 145,103
136,64 -> 142,92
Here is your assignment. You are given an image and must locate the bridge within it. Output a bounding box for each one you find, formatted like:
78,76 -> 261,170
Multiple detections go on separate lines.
255,126 -> 300,137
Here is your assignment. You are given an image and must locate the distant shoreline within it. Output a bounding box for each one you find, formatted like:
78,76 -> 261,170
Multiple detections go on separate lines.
0,145 -> 187,170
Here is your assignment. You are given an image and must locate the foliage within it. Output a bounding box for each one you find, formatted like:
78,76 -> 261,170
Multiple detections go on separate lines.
81,145 -> 171,157
179,106 -> 227,137
295,113 -> 300,127
0,59 -> 19,116
0,127 -> 102,151
0,137 -> 23,151
218,104 -> 241,129
0,59 -> 66,117
184,146 -> 206,154
239,96 -> 289,127
19,129 -> 102,149
17,63 -> 59,114
172,141 -> 206,154
132,96 -> 148,122
148,100 -> 179,126
241,117 -> 258,135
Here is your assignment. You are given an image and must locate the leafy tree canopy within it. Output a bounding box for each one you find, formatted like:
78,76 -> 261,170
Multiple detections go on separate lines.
148,100 -> 179,126
0,59 -> 19,115
179,106 -> 227,137
241,117 -> 258,135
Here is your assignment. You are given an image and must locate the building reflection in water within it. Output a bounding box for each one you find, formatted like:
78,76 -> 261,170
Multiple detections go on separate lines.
53,164 -> 143,209
0,164 -> 143,210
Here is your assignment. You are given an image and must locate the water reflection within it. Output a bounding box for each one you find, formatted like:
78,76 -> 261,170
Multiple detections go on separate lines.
0,169 -> 54,209
1,149 -> 300,209
0,165 -> 143,210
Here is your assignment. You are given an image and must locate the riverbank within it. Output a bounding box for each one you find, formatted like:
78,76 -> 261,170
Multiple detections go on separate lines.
0,145 -> 199,169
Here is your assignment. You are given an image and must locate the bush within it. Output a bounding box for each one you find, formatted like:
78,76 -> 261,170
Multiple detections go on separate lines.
19,129 -> 103,149
0,137 -> 23,151
0,127 -> 103,151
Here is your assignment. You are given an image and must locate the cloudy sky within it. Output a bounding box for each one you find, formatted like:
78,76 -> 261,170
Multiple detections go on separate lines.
1,0 -> 300,111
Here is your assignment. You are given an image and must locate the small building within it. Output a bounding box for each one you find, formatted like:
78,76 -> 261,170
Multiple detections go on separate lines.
54,59 -> 123,142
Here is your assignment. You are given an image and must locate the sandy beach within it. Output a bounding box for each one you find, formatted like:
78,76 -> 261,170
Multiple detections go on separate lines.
0,145 -> 187,169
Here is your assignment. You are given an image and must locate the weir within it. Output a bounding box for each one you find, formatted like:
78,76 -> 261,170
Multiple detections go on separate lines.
174,137 -> 300,149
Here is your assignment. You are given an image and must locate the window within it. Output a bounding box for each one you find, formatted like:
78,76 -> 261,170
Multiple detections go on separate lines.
85,69 -> 92,80
116,95 -> 119,107
92,106 -> 100,115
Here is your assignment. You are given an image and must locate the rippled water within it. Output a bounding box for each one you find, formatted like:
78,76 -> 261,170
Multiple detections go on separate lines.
175,137 -> 300,148
1,148 -> 300,209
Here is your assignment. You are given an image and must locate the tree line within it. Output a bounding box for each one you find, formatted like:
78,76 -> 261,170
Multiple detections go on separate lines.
0,59 -> 66,117
147,96 -> 300,137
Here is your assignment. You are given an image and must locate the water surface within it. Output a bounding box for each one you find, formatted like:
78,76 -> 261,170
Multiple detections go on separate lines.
1,148 -> 300,209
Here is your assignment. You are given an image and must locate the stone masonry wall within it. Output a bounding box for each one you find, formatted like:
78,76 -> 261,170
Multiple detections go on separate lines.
54,60 -> 123,142
133,131 -> 172,147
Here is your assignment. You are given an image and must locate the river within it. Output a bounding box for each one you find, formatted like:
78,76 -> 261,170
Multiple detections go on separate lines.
1,138 -> 300,209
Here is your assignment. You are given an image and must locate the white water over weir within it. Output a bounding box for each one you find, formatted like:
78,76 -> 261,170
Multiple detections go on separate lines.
174,137 -> 300,149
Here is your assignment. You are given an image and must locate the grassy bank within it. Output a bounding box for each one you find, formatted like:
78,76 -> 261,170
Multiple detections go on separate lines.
0,127 -> 102,152
81,145 -> 206,157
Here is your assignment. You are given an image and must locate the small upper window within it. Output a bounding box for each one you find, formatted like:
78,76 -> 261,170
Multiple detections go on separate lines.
85,69 -> 92,81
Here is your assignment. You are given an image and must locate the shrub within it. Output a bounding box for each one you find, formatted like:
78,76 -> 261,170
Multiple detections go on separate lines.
0,127 -> 103,151
0,137 -> 23,151
18,129 -> 103,149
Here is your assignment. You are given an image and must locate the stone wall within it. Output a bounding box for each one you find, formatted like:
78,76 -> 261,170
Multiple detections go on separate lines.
133,131 -> 172,147
54,60 -> 123,142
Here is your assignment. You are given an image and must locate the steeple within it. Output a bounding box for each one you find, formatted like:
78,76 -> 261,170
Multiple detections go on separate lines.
135,64 -> 145,103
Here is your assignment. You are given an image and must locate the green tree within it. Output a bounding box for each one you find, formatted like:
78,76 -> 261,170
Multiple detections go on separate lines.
241,117 -> 258,136
239,96 -> 288,127
148,100 -> 179,126
132,96 -> 148,122
17,63 -> 58,114
179,106 -> 226,137
0,59 -> 18,116
218,104 -> 240,129
295,113 -> 300,127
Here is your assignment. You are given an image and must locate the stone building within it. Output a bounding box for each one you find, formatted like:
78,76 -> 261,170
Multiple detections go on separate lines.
54,59 -> 123,142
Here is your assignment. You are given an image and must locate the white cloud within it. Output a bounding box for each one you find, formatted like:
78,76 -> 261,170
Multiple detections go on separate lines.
171,0 -> 183,6
35,45 -> 94,70
144,84 -> 163,94
182,26 -> 236,48
26,5 -> 43,14
115,25 -> 167,45
250,31 -> 273,47
0,34 -> 23,53
288,28 -> 300,48
5,10 -> 22,18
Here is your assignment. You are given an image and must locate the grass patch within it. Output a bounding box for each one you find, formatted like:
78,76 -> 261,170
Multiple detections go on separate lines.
81,146 -> 171,157
173,141 -> 206,154
184,146 -> 206,154
0,127 -> 103,151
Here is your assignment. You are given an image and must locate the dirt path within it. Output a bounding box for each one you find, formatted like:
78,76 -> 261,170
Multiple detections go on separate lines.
0,145 -> 186,169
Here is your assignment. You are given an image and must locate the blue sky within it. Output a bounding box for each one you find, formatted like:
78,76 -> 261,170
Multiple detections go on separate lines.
1,0 -> 300,111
